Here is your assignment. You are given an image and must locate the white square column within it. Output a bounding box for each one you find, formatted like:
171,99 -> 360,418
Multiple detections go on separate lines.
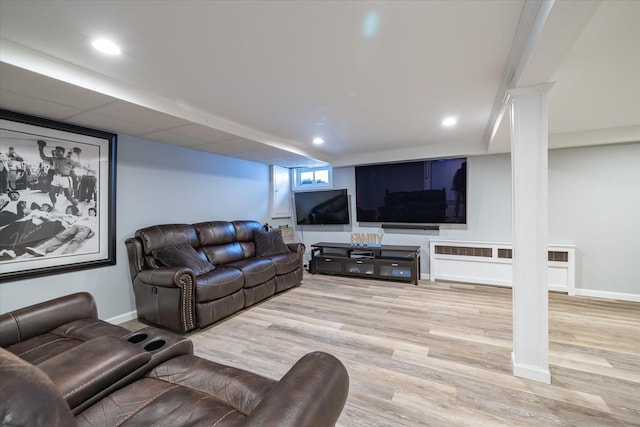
508,82 -> 554,384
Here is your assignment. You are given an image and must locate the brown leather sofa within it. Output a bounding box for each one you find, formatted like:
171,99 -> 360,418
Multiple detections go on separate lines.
1,292 -> 349,426
126,220 -> 305,332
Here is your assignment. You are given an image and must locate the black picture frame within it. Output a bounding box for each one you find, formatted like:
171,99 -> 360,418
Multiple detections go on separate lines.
0,109 -> 117,282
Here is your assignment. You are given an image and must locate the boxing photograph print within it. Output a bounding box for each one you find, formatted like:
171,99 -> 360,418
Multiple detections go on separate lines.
0,109 -> 116,282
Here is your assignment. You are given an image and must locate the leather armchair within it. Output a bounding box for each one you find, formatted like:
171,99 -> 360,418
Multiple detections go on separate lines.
0,292 -> 131,364
1,345 -> 349,426
1,291 -> 349,426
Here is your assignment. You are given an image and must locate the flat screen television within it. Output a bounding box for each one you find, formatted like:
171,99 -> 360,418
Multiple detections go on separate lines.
355,158 -> 467,224
294,189 -> 350,225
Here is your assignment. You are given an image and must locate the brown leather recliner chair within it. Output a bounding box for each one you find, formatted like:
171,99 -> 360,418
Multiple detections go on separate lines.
0,292 -> 132,364
1,343 -> 349,426
1,293 -> 350,426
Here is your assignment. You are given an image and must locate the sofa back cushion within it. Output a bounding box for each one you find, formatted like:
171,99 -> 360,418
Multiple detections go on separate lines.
136,224 -> 198,254
194,221 -> 236,246
233,220 -> 264,258
152,243 -> 214,275
254,230 -> 290,257
136,224 -> 199,269
232,220 -> 263,242
194,221 -> 244,265
201,243 -> 245,265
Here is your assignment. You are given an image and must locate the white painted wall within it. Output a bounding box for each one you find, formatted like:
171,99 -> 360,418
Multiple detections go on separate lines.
296,142 -> 640,297
0,135 -> 271,318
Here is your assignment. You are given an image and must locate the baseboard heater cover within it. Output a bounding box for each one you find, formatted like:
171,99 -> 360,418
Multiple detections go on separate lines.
382,224 -> 439,231
429,240 -> 575,294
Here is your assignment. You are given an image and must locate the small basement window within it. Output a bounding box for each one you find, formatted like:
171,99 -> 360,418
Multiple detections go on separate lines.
293,166 -> 332,190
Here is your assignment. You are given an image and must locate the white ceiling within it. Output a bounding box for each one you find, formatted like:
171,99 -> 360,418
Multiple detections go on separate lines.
1,0 -> 638,168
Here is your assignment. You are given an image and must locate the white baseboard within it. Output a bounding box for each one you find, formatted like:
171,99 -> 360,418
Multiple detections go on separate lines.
573,289 -> 640,303
511,352 -> 551,384
426,273 -> 639,302
106,310 -> 137,325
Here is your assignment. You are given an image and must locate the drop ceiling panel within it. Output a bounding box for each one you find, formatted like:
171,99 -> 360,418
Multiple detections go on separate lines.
88,101 -> 191,131
197,138 -> 272,155
143,123 -> 238,147
67,108 -> 163,136
0,88 -> 84,119
0,62 -> 115,112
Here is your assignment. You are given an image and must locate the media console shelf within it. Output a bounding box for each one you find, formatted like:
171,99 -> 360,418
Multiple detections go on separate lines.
310,242 -> 421,285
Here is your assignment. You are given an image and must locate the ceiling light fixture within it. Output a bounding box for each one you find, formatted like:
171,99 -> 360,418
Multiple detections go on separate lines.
91,38 -> 121,55
442,116 -> 457,127
312,137 -> 325,145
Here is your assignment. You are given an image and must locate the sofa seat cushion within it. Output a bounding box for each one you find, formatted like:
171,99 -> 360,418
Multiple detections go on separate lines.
264,252 -> 301,276
76,354 -> 277,426
227,258 -> 276,288
275,269 -> 303,293
195,267 -> 245,303
4,319 -> 129,365
77,377 -> 248,426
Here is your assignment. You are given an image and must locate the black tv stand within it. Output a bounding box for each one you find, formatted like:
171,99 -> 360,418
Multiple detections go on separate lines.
310,242 -> 421,285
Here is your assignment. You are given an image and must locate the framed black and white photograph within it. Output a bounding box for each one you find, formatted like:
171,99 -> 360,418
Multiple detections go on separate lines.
0,109 -> 116,282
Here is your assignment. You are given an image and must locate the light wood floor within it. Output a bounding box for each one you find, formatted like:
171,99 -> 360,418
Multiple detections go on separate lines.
122,274 -> 640,426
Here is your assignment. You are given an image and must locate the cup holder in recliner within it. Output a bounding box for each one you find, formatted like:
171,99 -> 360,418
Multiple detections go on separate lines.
124,327 -> 187,358
143,339 -> 166,352
127,333 -> 149,344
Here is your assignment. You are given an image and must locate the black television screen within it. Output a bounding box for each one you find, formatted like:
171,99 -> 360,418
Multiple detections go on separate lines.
294,189 -> 350,225
355,158 -> 467,224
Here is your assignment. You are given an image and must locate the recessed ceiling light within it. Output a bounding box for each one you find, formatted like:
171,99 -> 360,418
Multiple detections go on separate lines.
312,137 -> 325,145
91,38 -> 121,55
442,116 -> 457,127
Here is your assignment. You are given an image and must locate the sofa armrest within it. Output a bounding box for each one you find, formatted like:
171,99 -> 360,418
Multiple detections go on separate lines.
0,292 -> 97,347
244,351 -> 349,427
136,266 -> 195,287
133,267 -> 197,332
125,236 -> 145,279
37,336 -> 151,411
0,348 -> 76,427
122,326 -> 194,364
287,242 -> 305,256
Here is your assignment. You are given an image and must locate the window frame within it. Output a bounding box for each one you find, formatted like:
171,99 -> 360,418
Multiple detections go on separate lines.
293,166 -> 333,191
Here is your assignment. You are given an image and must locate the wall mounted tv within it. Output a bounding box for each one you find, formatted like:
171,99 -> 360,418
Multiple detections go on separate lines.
294,189 -> 350,225
355,158 -> 467,224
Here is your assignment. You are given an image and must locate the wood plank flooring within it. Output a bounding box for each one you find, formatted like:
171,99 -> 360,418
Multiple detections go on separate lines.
121,274 -> 640,426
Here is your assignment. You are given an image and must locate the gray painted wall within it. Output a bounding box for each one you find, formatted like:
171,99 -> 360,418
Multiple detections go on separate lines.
548,142 -> 639,295
296,142 -> 640,296
0,134 -> 271,317
1,137 -> 638,319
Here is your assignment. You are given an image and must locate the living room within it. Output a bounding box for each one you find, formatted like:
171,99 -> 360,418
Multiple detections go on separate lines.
1,1 -> 639,425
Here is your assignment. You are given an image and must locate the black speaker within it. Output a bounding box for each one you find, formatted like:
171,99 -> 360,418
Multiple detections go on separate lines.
381,224 -> 439,231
